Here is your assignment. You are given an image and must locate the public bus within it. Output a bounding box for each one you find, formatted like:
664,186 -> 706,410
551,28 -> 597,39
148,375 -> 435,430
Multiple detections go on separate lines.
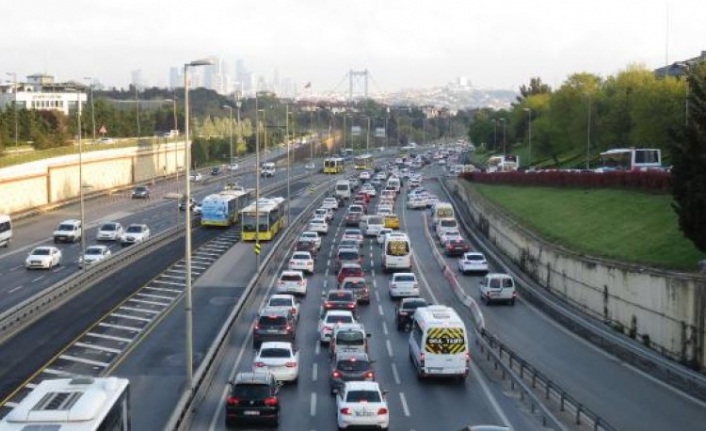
200,189 -> 252,227
486,155 -> 519,172
0,377 -> 130,430
597,148 -> 662,172
323,157 -> 345,174
341,148 -> 354,161
240,197 -> 286,241
354,154 -> 373,170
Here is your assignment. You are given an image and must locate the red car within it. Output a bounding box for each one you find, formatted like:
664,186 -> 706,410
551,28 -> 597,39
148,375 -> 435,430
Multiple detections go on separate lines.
444,238 -> 470,257
337,263 -> 364,286
355,192 -> 371,204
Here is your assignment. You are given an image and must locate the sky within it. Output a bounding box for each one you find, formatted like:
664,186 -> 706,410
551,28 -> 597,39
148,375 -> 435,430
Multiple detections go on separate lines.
1,0 -> 705,94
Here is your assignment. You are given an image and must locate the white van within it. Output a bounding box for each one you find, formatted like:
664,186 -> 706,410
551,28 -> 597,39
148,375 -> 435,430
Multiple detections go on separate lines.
382,233 -> 412,273
386,177 -> 401,194
409,305 -> 469,379
435,218 -> 459,238
0,215 -> 12,248
335,179 -> 352,200
431,202 -> 455,226
360,215 -> 385,237
260,162 -> 276,177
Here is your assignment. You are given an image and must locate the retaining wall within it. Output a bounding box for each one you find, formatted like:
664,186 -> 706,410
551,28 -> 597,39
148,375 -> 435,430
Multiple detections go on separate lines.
446,178 -> 706,369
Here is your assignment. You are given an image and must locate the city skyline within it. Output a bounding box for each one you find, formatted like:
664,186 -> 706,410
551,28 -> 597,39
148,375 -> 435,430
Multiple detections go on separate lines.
1,0 -> 705,94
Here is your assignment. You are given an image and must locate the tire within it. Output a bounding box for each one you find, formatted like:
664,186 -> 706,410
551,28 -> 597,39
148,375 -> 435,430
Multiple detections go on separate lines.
225,417 -> 236,429
510,298 -> 516,306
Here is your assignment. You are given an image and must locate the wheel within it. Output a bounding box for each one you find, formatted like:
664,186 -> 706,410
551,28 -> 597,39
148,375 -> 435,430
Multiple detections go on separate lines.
510,298 -> 516,306
225,417 -> 236,428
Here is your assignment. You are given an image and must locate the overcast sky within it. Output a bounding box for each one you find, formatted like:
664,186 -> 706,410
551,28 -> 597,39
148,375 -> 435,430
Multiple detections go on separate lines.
1,0 -> 704,93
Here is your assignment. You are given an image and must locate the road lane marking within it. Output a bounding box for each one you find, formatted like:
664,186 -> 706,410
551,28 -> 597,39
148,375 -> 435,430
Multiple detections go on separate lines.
310,392 -> 317,417
378,304 -> 384,316
400,392 -> 411,416
8,285 -> 23,293
386,340 -> 393,357
372,279 -> 377,288
31,276 -> 45,282
374,290 -> 380,302
323,279 -> 328,290
371,269 -> 376,277
382,321 -> 388,335
392,363 -> 401,384
312,363 -> 318,381
315,340 -> 321,355
325,268 -> 329,277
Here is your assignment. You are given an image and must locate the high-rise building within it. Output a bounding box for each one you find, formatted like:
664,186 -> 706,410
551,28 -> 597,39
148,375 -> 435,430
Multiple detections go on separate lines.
169,67 -> 183,89
131,69 -> 144,90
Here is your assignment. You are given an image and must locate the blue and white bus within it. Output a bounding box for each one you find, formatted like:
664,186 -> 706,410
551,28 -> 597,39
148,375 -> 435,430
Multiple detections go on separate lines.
200,190 -> 252,227
597,148 -> 663,172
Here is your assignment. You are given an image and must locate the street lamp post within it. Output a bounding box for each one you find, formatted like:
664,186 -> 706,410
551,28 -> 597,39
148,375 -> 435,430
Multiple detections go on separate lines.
183,57 -> 215,394
223,105 -> 234,178
74,91 -> 86,273
285,105 -> 291,225
365,116 -> 371,154
255,102 -> 262,269
524,108 -> 532,168
673,62 -> 691,126
235,96 -> 242,157
500,118 -> 507,154
83,77 -> 96,141
586,97 -> 592,170
6,72 -> 18,147
492,119 -> 497,153
163,98 -> 179,200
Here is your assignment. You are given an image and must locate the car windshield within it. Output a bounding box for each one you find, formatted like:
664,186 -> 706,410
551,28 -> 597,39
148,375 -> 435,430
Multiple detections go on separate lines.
346,390 -> 381,403
338,251 -> 359,260
466,254 -> 484,261
101,224 -> 117,231
337,360 -> 371,372
231,384 -> 271,399
269,297 -> 292,307
395,275 -> 416,282
259,348 -> 291,358
85,248 -> 103,255
326,315 -> 353,324
57,224 -> 74,231
126,226 -> 143,233
31,248 -> 50,256
402,300 -> 427,310
281,274 -> 302,282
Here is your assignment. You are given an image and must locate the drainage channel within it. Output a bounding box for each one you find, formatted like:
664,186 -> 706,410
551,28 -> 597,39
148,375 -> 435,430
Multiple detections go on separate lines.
0,228 -> 242,415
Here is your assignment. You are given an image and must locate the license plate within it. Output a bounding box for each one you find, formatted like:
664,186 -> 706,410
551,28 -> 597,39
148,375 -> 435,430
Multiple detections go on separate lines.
243,410 -> 260,416
355,411 -> 375,417
427,367 -> 443,374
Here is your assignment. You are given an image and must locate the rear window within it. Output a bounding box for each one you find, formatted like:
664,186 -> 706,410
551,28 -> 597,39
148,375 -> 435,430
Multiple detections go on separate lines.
440,219 -> 457,227
269,297 -> 292,307
231,384 -> 271,399
259,348 -> 291,358
281,274 -> 302,282
395,275 -> 416,282
349,206 -> 363,213
337,360 -> 371,371
58,224 -> 75,231
338,251 -> 359,260
467,254 -> 484,261
368,216 -> 383,225
326,315 -> 354,324
258,315 -> 287,327
386,241 -> 409,256
328,291 -> 355,301
336,184 -> 349,191
126,226 -> 143,233
346,390 -> 381,403
343,280 -> 366,290
401,300 -> 427,311
336,331 -> 365,345
101,224 -> 117,231
292,253 -> 310,260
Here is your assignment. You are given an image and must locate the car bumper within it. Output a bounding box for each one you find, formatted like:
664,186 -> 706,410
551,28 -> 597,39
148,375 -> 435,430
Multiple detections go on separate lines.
226,407 -> 278,424
338,414 -> 389,429
460,264 -> 488,273
256,365 -> 298,382
288,264 -> 314,273
26,261 -> 50,269
390,287 -> 419,298
275,284 -> 307,295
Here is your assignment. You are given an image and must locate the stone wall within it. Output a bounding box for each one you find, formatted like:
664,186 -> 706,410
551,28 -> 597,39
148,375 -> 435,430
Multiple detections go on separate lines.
446,178 -> 706,369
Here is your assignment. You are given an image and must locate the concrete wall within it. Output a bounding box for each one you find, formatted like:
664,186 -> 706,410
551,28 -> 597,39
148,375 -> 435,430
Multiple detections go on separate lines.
0,142 -> 186,215
446,179 -> 706,369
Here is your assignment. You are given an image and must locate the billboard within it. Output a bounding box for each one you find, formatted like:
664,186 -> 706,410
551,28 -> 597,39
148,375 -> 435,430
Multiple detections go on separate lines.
375,127 -> 386,138
351,126 -> 362,136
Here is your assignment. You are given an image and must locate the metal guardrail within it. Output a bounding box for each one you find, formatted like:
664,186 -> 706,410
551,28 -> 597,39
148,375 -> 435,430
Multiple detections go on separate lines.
438,176 -> 706,402
164,177 -> 336,431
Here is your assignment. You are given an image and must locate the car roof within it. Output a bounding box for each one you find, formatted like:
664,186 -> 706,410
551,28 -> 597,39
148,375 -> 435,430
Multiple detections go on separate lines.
280,270 -> 304,276
343,381 -> 380,391
269,294 -> 295,301
335,350 -> 370,361
258,341 -> 293,350
323,310 -> 355,317
258,306 -> 291,317
341,277 -> 367,284
464,252 -> 485,257
60,219 -> 81,224
340,263 -> 362,269
393,272 -> 416,278
337,247 -> 359,254
234,371 -> 274,385
85,245 -> 108,251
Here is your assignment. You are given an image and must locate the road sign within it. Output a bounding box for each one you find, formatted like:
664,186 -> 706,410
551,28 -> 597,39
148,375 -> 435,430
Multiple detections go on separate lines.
254,243 -> 261,255
98,125 -> 107,135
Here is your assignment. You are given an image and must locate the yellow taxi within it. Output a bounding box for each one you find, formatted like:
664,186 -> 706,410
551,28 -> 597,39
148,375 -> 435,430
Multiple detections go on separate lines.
383,214 -> 400,229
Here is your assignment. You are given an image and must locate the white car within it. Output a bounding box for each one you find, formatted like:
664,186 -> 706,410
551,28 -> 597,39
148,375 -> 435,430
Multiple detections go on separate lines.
318,310 -> 356,343
361,185 -> 376,197
342,228 -> 364,246
479,273 -> 517,306
96,221 -> 124,241
439,230 -> 463,246
289,251 -> 315,274
335,381 -> 390,430
121,223 -> 150,246
25,246 -> 62,269
322,197 -> 340,210
307,219 -> 329,235
314,207 -> 333,222
305,162 -> 316,170
276,270 -> 308,296
299,231 -> 322,250
389,272 -> 419,299
459,252 -> 489,275
228,163 -> 239,171
53,219 -> 82,243
79,245 -> 112,268
264,294 -> 300,322
253,341 -> 299,383
406,196 -> 426,209
376,207 -> 393,217
359,171 -> 371,181
376,228 -> 393,245
189,172 -> 203,182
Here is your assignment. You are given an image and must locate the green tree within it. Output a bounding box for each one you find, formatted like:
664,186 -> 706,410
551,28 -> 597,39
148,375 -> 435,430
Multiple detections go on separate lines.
670,62 -> 706,253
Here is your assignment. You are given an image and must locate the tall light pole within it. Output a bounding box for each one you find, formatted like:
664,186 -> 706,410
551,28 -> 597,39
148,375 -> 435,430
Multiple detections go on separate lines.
235,96 -> 242,157
223,105 -> 234,177
365,116 -> 371,154
6,72 -> 18,147
586,97 -> 592,170
255,102 -> 262,269
524,108 -> 532,168
492,119 -> 498,153
134,85 -> 141,138
673,62 -> 691,126
83,77 -> 96,141
183,57 -> 215,394
285,104 -> 291,224
343,114 -> 347,153
500,118 -> 507,154
163,98 -> 179,198
74,90 -> 86,273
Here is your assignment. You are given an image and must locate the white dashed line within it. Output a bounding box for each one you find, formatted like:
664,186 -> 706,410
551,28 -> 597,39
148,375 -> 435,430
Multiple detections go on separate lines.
326,259 -> 331,267
371,269 -> 376,277
372,279 -> 377,288
310,392 -> 317,417
8,285 -> 23,293
391,363 -> 401,384
31,276 -> 45,282
378,305 -> 384,316
312,363 -> 318,381
374,290 -> 380,302
323,279 -> 328,289
399,392 -> 411,416
315,340 -> 321,355
325,268 -> 329,277
386,340 -> 393,357
382,321 -> 388,335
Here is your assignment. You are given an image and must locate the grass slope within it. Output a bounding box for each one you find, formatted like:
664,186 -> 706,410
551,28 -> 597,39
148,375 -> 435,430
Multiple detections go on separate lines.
472,184 -> 705,271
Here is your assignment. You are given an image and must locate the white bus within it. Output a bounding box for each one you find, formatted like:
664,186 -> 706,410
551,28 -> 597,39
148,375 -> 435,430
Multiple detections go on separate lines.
597,148 -> 662,172
382,233 -> 412,273
409,305 -> 469,379
0,377 -> 130,431
0,215 -> 11,248
486,155 -> 519,172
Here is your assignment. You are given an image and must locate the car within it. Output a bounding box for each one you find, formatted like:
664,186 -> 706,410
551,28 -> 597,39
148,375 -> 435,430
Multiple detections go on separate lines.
228,163 -> 239,172
322,197 -> 340,210
376,228 -> 393,245
307,219 -> 329,235
131,185 -> 150,199
295,239 -> 319,258
355,192 -> 371,204
305,161 -> 316,170
444,238 -> 471,256
340,277 -> 371,304
210,166 -> 223,176
314,207 -> 333,222
338,239 -> 360,251
288,251 -> 315,274
383,214 -> 400,229
78,245 -> 111,268
335,381 -> 389,430
395,297 -> 428,330
337,263 -> 365,286
426,194 -> 439,208
193,202 -> 203,215
359,171 -> 371,180
330,351 -> 376,395
479,273 -> 517,306
342,228 -> 364,246
189,172 -> 203,182
335,248 -> 363,272
96,221 -> 124,241
320,289 -> 358,315
264,294 -> 300,323
406,196 -> 427,209
276,270 -> 307,296
53,219 -> 82,243
178,197 -> 195,212
370,177 -> 382,186
253,307 -> 296,347
344,206 -> 365,226
330,323 -> 370,358
439,230 -> 463,246
459,252 -> 489,274
361,185 -> 376,197
318,310 -> 356,344
25,246 -> 62,269
299,231 -> 322,250
121,224 -> 150,246
253,341 -> 299,383
376,207 -> 393,217
388,272 -> 419,299
225,372 -> 281,427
